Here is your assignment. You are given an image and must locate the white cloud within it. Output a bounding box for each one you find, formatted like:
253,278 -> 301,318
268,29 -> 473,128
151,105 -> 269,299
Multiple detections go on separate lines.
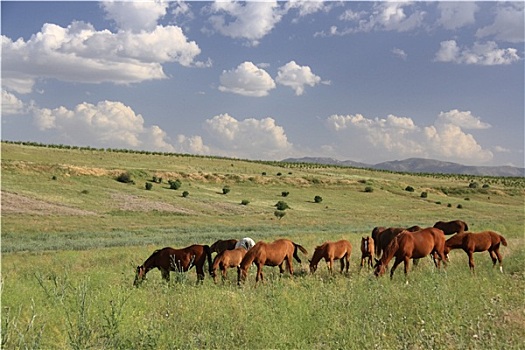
476,3 -> 525,43
275,61 -> 322,96
206,1 -> 283,46
391,48 -> 407,60
435,40 -> 521,65
1,21 -> 203,93
32,100 -> 175,152
325,110 -> 493,164
218,62 -> 276,97
353,2 -> 426,33
437,2 -> 478,30
2,90 -> 26,115
203,113 -> 293,160
285,0 -> 331,20
176,134 -> 210,155
101,0 -> 169,32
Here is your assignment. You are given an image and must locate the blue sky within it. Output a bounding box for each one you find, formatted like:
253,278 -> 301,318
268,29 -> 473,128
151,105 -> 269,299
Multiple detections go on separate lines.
2,1 -> 524,167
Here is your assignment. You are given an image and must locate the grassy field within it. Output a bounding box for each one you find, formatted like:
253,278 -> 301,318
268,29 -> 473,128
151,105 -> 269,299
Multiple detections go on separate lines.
2,142 -> 524,349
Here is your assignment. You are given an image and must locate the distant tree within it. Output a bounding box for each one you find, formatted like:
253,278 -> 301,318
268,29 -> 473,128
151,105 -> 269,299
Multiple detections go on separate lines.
182,191 -> 189,198
281,191 -> 289,197
314,195 -> 323,203
169,179 -> 182,190
405,186 -> 415,192
275,201 -> 290,211
222,186 -> 230,195
145,182 -> 153,190
274,210 -> 286,220
420,191 -> 428,198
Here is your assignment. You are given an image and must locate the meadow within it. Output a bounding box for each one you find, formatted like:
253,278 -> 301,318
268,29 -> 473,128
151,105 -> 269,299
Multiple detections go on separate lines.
2,142 -> 524,349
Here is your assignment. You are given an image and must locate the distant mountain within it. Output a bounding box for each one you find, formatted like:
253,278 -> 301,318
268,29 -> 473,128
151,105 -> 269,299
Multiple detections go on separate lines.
282,157 -> 524,177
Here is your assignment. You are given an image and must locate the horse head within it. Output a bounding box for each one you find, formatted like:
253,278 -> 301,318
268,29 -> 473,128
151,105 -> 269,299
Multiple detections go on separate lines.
308,259 -> 318,274
133,265 -> 146,287
373,258 -> 386,277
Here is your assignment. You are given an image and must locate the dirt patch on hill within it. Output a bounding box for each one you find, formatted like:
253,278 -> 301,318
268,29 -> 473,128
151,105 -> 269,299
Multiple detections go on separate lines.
109,192 -> 195,215
1,191 -> 98,216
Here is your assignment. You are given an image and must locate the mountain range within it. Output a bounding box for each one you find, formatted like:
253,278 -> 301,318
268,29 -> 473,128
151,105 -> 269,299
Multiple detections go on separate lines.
282,157 -> 525,177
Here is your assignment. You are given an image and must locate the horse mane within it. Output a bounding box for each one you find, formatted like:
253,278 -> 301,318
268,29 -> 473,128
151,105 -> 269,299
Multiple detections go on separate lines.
381,234 -> 400,265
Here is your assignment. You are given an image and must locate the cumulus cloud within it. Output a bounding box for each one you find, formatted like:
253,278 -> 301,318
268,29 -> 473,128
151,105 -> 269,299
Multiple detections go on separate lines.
275,61 -> 322,96
176,134 -> 210,155
218,62 -> 276,97
476,3 -> 524,43
2,90 -> 26,115
32,100 -> 175,152
325,110 -> 493,164
2,21 -> 203,93
391,48 -> 407,60
203,113 -> 293,159
437,2 -> 478,30
435,40 -> 521,65
101,0 -> 169,32
206,1 -> 283,46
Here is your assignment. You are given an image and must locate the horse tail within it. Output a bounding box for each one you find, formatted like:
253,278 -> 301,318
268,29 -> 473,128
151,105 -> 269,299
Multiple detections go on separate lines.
499,235 -> 508,247
293,243 -> 308,263
204,245 -> 213,275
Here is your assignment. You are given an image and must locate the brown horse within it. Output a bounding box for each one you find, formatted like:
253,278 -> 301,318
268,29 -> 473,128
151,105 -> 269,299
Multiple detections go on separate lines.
360,236 -> 375,269
210,239 -> 238,254
373,225 -> 422,258
211,247 -> 247,283
433,220 -> 469,235
134,245 -> 212,286
309,240 -> 352,274
444,231 -> 507,273
371,226 -> 386,256
374,227 -> 446,279
238,239 -> 308,285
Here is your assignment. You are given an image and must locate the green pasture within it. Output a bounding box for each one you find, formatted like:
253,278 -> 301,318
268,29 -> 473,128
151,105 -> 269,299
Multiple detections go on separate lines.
2,142 -> 524,349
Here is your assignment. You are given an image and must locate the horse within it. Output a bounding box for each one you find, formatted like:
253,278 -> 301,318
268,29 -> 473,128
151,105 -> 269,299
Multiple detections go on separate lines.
360,236 -> 375,269
134,244 -> 212,286
373,225 -> 422,258
371,226 -> 386,257
210,239 -> 238,255
235,237 -> 256,250
433,220 -> 469,235
210,247 -> 247,283
374,227 -> 446,279
238,239 -> 308,285
444,231 -> 507,273
309,240 -> 352,274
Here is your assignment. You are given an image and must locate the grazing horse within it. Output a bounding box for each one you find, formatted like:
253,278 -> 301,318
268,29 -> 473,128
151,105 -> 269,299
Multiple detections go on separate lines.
238,239 -> 308,285
211,247 -> 247,283
433,220 -> 469,235
309,240 -> 352,274
235,237 -> 256,250
360,236 -> 375,269
374,227 -> 446,279
210,239 -> 238,255
371,227 -> 386,257
373,226 -> 422,258
444,231 -> 507,273
134,245 -> 212,286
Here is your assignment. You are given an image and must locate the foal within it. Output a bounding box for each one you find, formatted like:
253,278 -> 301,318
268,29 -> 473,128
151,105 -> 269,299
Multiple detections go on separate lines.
360,236 -> 375,269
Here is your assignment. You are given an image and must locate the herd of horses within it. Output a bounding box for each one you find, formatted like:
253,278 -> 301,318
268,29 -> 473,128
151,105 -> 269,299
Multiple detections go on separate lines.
133,219 -> 508,286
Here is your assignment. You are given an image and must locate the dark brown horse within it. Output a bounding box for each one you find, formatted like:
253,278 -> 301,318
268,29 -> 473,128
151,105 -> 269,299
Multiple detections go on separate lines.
371,226 -> 386,256
360,236 -> 375,269
210,239 -> 238,255
374,227 -> 446,279
134,245 -> 212,286
211,247 -> 247,283
238,239 -> 308,285
373,225 -> 422,258
433,220 -> 469,235
309,240 -> 352,274
444,231 -> 507,273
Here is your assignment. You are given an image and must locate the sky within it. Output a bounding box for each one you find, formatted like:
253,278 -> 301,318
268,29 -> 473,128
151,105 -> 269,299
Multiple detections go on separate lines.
1,1 -> 524,167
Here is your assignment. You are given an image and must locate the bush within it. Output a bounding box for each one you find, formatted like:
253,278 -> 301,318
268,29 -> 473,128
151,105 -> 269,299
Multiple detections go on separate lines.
274,210 -> 286,220
482,184 -> 490,189
457,204 -> 463,209
364,186 -> 374,193
405,186 -> 414,192
51,175 -> 57,180
116,172 -> 133,184
314,195 -> 323,203
241,199 -> 250,206
222,186 -> 230,195
447,203 -> 452,208
145,182 -> 153,190
274,201 -> 290,211
182,191 -> 189,198
276,172 -> 282,176
420,191 -> 428,198
262,172 -> 267,176
281,191 -> 289,197
469,182 -> 479,189
168,179 -> 182,190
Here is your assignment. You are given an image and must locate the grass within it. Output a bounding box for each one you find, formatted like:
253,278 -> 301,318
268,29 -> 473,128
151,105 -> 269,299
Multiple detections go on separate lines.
2,142 -> 524,349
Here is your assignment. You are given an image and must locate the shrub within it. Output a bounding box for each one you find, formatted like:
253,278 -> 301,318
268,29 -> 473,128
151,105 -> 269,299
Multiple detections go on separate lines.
51,175 -> 57,180
274,210 -> 286,220
116,172 -> 133,184
274,201 -> 290,211
405,186 -> 415,192
276,172 -> 282,176
80,190 -> 89,195
482,184 -> 490,189
314,195 -> 323,203
464,197 -> 470,201
358,179 -> 367,184
447,203 -> 452,208
469,182 -> 479,189
281,191 -> 289,197
145,182 -> 153,190
168,179 -> 182,190
182,191 -> 189,198
420,191 -> 428,198
241,199 -> 250,206
222,186 -> 230,195
435,201 -> 441,205
152,176 -> 162,184
262,172 -> 267,176
457,204 -> 463,209
364,186 -> 374,193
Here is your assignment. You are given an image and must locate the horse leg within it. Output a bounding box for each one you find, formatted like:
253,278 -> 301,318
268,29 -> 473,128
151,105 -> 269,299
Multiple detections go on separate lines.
403,257 -> 410,277
221,266 -> 228,283
255,264 -> 263,284
494,248 -> 504,273
390,258 -> 403,280
467,251 -> 475,274
343,256 -> 349,274
161,268 -> 170,282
